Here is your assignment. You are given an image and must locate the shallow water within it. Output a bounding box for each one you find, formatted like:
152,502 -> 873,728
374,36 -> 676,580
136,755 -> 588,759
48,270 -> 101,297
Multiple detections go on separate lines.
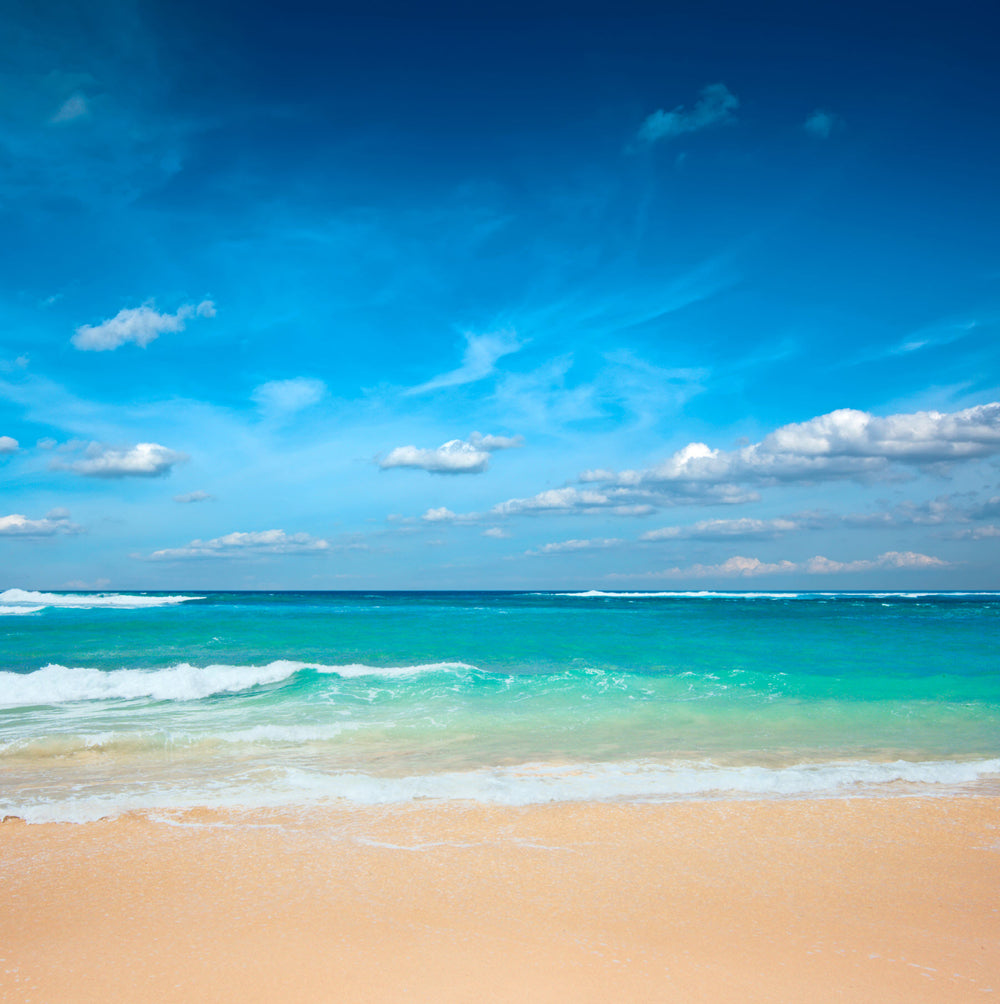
1,588 -> 998,821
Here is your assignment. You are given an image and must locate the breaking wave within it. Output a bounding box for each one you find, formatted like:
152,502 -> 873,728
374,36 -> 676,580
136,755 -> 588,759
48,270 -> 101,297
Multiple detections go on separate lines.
0,660 -> 477,706
0,589 -> 203,611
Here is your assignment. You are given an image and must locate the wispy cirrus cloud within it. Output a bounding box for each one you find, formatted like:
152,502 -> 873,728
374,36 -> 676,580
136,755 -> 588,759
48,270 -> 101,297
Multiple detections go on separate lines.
72,300 -> 216,351
56,442 -> 187,478
173,490 -> 213,504
641,517 -> 800,541
526,537 -> 624,556
405,330 -> 522,394
633,83 -> 739,148
490,482 -> 754,518
251,377 -> 326,414
379,432 -> 522,474
146,529 -> 331,560
50,93 -> 89,124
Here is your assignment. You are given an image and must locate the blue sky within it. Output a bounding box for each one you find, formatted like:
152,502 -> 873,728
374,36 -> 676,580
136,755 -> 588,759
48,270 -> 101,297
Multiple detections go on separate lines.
2,0 -> 999,589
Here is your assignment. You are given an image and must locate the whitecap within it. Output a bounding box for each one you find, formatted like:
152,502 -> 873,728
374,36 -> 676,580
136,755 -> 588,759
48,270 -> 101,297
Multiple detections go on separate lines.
0,659 -> 477,706
0,588 -> 203,610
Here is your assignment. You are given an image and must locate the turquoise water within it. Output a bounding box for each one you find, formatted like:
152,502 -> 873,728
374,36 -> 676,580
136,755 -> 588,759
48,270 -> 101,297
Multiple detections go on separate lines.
1,588 -> 998,821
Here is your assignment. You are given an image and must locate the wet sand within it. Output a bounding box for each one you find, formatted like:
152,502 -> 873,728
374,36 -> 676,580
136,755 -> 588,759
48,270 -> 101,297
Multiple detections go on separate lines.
1,797 -> 998,1002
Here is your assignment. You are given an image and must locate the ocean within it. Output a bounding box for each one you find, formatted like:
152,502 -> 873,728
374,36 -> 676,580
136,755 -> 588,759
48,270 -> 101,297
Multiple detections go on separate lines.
1,588 -> 998,822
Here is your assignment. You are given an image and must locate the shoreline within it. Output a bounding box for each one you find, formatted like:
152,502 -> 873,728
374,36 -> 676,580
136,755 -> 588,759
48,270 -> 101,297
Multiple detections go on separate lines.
2,796 -> 998,1002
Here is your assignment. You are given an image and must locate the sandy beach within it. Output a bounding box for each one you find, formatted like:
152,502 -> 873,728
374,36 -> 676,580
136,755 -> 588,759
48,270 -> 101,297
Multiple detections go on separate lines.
1,796 -> 997,1002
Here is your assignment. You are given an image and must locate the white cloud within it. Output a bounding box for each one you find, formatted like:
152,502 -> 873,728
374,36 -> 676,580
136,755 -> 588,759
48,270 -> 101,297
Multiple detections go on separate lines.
379,432 -> 522,475
527,537 -> 624,555
147,529 -> 331,560
72,300 -> 216,351
0,509 -> 82,537
803,551 -> 949,574
803,109 -> 840,139
492,487 -> 643,516
482,527 -> 509,538
592,403 -> 1000,494
51,93 -> 88,124
422,507 -> 460,523
406,330 -> 522,394
59,442 -> 187,478
173,490 -> 213,503
646,550 -> 950,579
635,83 -> 739,147
675,556 -> 800,578
491,482 -> 753,518
950,525 -> 1000,540
0,436 -> 18,454
252,377 -> 326,414
641,517 -> 800,541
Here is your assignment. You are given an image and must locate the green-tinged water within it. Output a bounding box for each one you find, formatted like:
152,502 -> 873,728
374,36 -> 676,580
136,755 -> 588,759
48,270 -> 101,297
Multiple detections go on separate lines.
1,589 -> 998,821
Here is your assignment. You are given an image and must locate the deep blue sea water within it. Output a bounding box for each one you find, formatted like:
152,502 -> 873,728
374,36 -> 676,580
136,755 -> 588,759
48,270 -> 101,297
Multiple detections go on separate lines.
1,588 -> 998,821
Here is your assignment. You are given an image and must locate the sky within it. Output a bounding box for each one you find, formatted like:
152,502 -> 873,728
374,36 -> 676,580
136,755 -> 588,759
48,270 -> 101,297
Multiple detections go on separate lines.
2,0 -> 999,590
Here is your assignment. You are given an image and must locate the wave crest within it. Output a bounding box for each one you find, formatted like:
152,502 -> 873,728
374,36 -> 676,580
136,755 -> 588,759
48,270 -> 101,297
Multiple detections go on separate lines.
0,588 -> 203,610
0,660 -> 478,706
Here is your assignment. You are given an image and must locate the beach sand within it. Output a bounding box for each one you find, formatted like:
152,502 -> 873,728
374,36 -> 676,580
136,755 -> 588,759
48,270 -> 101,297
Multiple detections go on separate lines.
1,797 -> 998,1002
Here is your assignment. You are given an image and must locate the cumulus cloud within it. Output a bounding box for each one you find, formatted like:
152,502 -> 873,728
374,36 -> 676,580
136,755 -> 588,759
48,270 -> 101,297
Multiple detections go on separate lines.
252,377 -> 326,414
0,436 -> 18,454
72,300 -> 215,351
406,330 -> 523,395
802,551 -> 949,574
590,403 -> 1000,494
641,517 -> 800,542
379,432 -> 522,475
803,109 -> 840,139
0,509 -> 82,537
422,507 -> 459,523
646,550 -> 950,579
147,529 -> 331,560
634,83 -> 739,147
482,527 -> 509,539
58,442 -> 187,478
173,490 -> 213,503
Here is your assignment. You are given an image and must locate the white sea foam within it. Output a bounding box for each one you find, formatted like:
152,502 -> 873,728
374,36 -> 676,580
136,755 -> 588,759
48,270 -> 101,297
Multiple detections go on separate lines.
0,604 -> 45,615
553,590 -> 801,599
551,590 -> 996,600
4,756 -> 999,823
0,722 -> 364,757
0,588 -> 203,610
0,660 -> 476,706
273,757 -> 1000,805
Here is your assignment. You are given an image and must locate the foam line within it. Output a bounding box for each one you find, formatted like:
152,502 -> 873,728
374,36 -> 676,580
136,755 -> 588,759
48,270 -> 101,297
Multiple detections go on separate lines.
4,756 -> 999,823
